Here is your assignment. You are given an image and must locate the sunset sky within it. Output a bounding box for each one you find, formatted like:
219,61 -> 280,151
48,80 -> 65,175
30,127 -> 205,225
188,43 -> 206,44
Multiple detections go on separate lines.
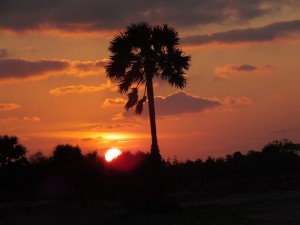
1,0 -> 300,160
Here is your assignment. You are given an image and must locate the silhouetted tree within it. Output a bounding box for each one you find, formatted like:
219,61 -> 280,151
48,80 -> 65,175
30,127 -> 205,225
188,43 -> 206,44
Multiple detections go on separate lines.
0,135 -> 27,168
52,144 -> 83,164
29,151 -> 48,165
106,22 -> 191,161
262,139 -> 300,154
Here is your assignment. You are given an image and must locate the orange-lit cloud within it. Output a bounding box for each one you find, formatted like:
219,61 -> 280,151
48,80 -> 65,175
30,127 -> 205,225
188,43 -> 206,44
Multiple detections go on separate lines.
214,64 -> 274,80
49,85 -> 102,96
183,20 -> 300,46
0,1 -> 299,33
102,98 -> 127,107
218,96 -> 253,112
93,122 -> 140,130
0,103 -> 21,111
49,80 -> 117,96
69,59 -> 108,77
23,116 -> 41,122
0,58 -> 107,83
223,96 -> 253,106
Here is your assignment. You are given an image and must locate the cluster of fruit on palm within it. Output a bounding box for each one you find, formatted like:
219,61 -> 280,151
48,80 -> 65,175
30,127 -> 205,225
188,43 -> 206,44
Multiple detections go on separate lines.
125,87 -> 147,114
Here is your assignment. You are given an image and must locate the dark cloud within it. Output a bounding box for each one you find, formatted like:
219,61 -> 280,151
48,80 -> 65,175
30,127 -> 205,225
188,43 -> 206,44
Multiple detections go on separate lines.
0,49 -> 9,58
114,92 -> 254,120
234,64 -> 257,71
118,91 -> 221,119
154,91 -> 221,116
0,59 -> 68,80
214,63 -> 274,80
0,58 -> 107,82
183,20 -> 300,45
0,0 -> 298,32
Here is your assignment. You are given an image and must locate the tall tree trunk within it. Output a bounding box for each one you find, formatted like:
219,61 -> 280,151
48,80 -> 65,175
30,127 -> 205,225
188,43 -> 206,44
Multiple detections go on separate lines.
146,78 -> 161,162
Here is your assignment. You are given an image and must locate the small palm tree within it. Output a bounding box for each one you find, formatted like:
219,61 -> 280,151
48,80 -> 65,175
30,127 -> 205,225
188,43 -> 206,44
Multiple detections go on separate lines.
106,22 -> 191,162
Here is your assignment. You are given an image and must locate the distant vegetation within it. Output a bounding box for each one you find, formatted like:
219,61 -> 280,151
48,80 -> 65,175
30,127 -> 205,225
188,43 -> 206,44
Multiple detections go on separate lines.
1,135 -> 300,203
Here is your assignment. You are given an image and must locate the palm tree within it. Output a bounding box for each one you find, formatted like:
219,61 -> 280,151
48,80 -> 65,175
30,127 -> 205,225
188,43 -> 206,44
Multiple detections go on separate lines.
106,22 -> 191,162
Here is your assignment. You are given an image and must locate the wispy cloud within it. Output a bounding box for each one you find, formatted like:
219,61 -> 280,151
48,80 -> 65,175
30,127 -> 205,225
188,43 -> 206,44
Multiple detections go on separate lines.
49,85 -> 102,96
69,59 -> 108,76
0,103 -> 21,111
214,63 -> 274,80
0,0 -> 299,33
183,20 -> 300,46
0,58 -> 107,83
23,116 -> 41,122
219,96 -> 253,112
93,122 -> 140,130
102,98 -> 127,107
49,80 -> 117,96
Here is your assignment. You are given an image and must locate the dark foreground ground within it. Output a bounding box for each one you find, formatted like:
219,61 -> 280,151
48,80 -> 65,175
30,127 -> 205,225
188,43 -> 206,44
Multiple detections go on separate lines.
1,191 -> 300,225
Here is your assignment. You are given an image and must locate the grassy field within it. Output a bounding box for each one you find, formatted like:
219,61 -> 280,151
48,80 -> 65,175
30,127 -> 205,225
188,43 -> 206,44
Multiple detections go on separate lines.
1,191 -> 300,225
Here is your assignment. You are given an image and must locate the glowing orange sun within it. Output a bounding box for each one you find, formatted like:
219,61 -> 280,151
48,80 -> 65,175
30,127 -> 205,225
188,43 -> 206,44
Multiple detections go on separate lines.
105,148 -> 122,162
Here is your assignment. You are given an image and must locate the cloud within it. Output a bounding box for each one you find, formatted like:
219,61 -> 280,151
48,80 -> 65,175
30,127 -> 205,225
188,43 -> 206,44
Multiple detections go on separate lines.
0,58 -> 107,83
0,0 -> 299,33
223,96 -> 253,106
113,91 -> 253,120
0,103 -> 21,111
154,92 -> 222,116
115,91 -> 222,119
214,64 -> 274,80
93,122 -> 140,130
49,85 -> 101,96
102,98 -> 127,107
183,20 -> 300,46
70,59 -> 108,76
200,96 -> 253,113
49,80 -> 117,96
0,58 -> 69,80
23,116 -> 41,122
0,49 -> 9,58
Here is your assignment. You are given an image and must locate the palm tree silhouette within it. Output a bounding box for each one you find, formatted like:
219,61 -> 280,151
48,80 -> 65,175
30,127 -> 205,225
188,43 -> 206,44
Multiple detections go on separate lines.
106,22 -> 191,162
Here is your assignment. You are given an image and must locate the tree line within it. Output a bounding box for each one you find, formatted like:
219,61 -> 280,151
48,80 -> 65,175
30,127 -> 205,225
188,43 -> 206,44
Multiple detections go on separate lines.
1,135 -> 300,203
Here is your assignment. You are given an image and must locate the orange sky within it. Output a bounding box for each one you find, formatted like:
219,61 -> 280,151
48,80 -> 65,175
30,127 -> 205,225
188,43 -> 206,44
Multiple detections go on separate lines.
1,0 -> 300,159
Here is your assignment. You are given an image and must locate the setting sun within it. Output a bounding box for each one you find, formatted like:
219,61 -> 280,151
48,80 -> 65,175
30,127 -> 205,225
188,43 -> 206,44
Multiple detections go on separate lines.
105,148 -> 122,162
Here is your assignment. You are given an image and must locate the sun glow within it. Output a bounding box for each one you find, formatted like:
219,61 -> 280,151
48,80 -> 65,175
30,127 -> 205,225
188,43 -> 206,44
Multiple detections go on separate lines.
105,148 -> 122,162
